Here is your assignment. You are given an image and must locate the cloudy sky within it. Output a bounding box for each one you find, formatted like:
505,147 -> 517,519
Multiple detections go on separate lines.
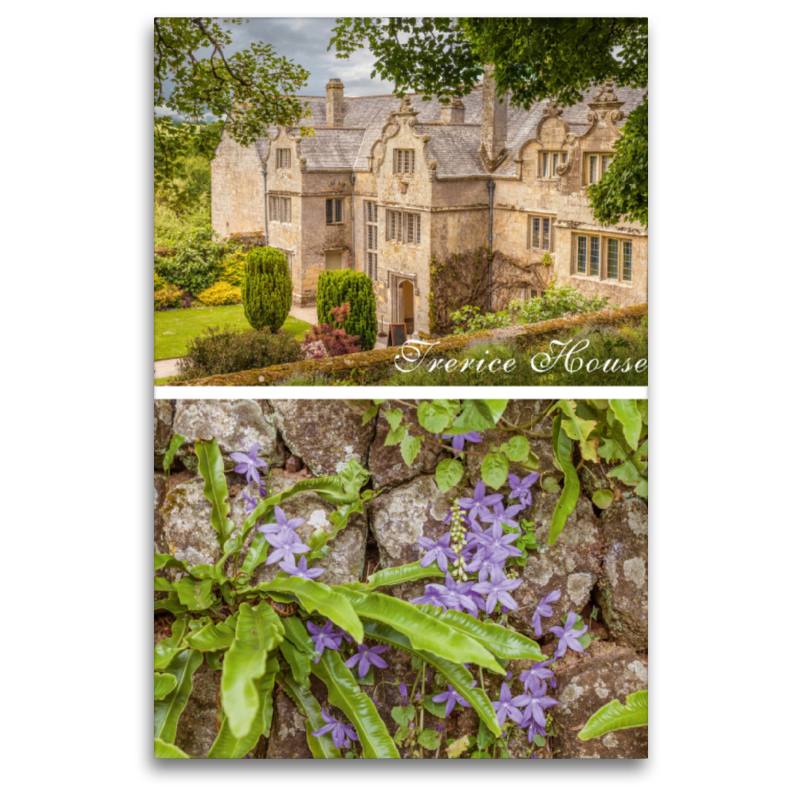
156,17 -> 395,118
227,18 -> 395,96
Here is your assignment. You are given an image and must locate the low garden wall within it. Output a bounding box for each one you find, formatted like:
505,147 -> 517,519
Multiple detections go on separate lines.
173,303 -> 648,387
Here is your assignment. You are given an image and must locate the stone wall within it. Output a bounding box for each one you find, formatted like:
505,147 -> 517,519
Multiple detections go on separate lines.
171,302 -> 648,387
154,398 -> 648,758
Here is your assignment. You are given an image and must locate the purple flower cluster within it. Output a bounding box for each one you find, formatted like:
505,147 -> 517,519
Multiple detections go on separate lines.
230,441 -> 269,512
312,708 -> 358,749
413,476 -> 541,615
490,668 -> 561,742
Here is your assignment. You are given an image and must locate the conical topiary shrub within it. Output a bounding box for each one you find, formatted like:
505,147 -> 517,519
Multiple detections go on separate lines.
316,270 -> 377,350
241,247 -> 293,332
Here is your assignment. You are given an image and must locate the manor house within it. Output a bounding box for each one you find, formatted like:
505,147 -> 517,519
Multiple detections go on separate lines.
211,71 -> 647,336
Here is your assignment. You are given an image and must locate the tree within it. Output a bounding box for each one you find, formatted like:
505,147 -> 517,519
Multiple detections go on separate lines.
154,18 -> 311,210
329,18 -> 648,227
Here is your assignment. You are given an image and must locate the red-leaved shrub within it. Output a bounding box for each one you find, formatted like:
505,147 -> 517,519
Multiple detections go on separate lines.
301,303 -> 362,359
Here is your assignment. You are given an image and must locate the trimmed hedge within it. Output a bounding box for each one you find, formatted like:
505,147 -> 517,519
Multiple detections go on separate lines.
242,247 -> 292,332
316,270 -> 377,350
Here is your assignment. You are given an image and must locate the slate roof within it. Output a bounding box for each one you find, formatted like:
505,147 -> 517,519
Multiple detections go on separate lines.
254,86 -> 646,179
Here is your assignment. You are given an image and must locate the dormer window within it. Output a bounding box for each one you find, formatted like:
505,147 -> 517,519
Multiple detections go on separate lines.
584,153 -> 612,185
540,152 -> 567,178
393,149 -> 415,174
277,148 -> 291,169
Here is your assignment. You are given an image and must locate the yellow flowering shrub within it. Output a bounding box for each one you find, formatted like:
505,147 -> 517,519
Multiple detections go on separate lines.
218,252 -> 247,287
197,281 -> 242,306
154,284 -> 183,310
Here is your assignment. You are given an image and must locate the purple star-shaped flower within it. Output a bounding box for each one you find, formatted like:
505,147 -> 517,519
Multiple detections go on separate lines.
508,471 -> 539,509
312,708 -> 359,749
479,503 -> 524,536
441,430 -> 483,452
410,583 -> 447,608
242,491 -> 259,514
519,659 -> 555,692
550,611 -> 589,659
280,555 -> 325,581
474,570 -> 522,614
259,506 -> 306,539
398,683 -> 408,706
259,507 -> 309,565
230,443 -> 268,485
458,481 -> 504,522
531,590 -> 562,636
418,531 -> 457,573
516,680 -> 561,727
432,683 -> 473,717
306,620 -> 343,662
436,573 -> 480,615
491,682 -> 527,727
344,643 -> 390,678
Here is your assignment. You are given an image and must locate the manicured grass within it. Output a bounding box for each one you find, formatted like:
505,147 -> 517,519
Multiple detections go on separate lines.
154,304 -> 310,361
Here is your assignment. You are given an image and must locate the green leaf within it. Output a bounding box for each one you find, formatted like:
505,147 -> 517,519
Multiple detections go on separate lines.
259,576 -> 363,643
391,705 -> 415,726
154,553 -> 189,572
417,728 -> 440,750
281,616 -> 318,660
446,734 -> 471,758
452,399 -> 508,432
362,405 -> 378,425
384,424 -> 408,446
162,433 -> 186,477
556,399 -> 599,462
417,400 -> 453,434
502,435 -> 530,462
415,607 -> 545,661
578,690 -> 648,740
154,616 -> 189,670
609,400 -> 643,451
435,458 -> 464,493
154,738 -> 192,758
385,408 -> 403,431
154,648 -> 203,744
366,561 -> 444,590
194,438 -> 235,549
221,602 -> 284,738
185,619 -> 235,652
279,640 -> 311,688
481,451 -> 509,490
154,672 -> 177,700
310,649 -> 399,758
154,577 -> 173,592
331,587 -> 502,674
240,531 -> 269,575
360,620 -> 502,736
174,577 -> 215,611
282,671 -> 343,759
400,434 -> 422,467
541,475 -> 562,494
592,489 -> 614,509
550,417 -> 580,545
208,656 -> 280,758
423,698 -> 449,718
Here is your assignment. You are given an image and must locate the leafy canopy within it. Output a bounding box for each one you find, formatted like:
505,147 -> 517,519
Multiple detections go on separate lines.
330,18 -> 648,226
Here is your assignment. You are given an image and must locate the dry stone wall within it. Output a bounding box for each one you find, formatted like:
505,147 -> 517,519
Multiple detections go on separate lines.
154,399 -> 648,758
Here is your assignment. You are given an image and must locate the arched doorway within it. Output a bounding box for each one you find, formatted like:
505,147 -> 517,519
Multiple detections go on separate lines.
400,280 -> 414,331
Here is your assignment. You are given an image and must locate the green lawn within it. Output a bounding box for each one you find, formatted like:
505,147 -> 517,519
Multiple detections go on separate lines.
154,305 -> 310,361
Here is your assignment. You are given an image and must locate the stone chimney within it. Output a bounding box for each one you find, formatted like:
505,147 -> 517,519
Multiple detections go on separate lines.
326,78 -> 344,128
440,97 -> 465,124
480,65 -> 507,165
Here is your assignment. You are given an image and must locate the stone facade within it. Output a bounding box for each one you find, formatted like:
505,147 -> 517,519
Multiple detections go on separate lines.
212,74 -> 647,330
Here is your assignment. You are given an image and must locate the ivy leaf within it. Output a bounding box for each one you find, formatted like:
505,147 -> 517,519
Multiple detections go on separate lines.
385,424 -> 408,446
400,435 -> 422,467
423,698 -> 449,719
361,405 -> 378,425
452,399 -> 508,432
501,435 -> 530,462
446,734 -> 471,758
417,400 -> 454,434
417,729 -> 440,750
435,458 -> 464,493
481,451 -> 509,490
391,705 -> 415,726
385,408 -> 404,431
556,400 -> 599,463
592,489 -> 614,509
